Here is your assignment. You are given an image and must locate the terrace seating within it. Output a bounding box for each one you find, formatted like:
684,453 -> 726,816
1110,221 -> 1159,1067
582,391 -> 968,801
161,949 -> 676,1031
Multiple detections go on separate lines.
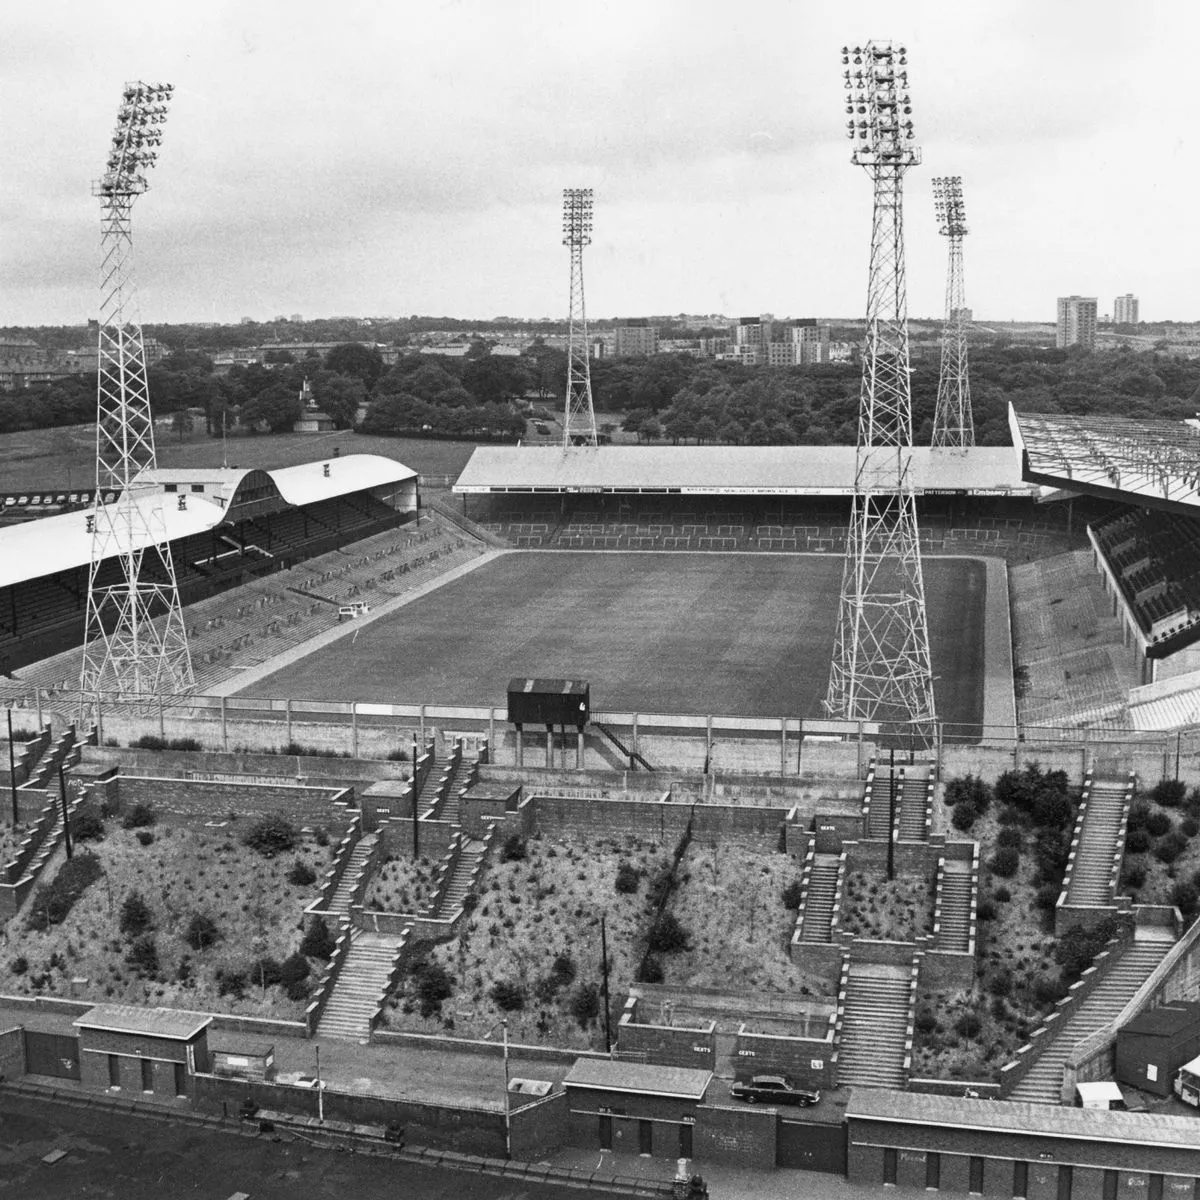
1062,777 -> 1129,909
836,962 -> 912,1089
936,860 -> 972,954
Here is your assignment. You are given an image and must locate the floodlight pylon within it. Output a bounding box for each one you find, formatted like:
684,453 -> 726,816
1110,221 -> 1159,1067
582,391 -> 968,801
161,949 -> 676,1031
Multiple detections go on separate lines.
562,188 -> 598,448
80,82 -> 193,720
932,176 -> 973,447
826,42 -> 937,748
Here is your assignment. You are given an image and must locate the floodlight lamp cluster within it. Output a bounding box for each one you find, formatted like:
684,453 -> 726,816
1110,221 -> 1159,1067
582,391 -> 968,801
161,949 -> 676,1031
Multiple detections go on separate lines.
932,175 -> 968,236
841,42 -> 915,150
562,187 -> 594,247
100,81 -> 174,194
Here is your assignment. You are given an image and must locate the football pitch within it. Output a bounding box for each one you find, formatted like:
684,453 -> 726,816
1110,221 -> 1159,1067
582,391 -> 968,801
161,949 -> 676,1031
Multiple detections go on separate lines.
245,552 -> 987,723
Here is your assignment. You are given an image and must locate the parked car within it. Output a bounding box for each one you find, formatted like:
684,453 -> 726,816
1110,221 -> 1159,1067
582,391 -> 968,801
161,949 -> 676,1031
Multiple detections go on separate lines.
730,1074 -> 820,1106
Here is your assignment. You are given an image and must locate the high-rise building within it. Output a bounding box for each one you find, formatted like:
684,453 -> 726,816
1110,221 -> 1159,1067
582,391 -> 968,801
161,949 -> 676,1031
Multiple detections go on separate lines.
789,319 -> 831,365
613,319 -> 658,357
1114,294 -> 1139,326
1056,296 -> 1098,350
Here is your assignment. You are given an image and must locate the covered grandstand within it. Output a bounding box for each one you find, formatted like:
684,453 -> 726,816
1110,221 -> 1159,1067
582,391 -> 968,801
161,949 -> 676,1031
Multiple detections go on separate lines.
0,454 -> 418,673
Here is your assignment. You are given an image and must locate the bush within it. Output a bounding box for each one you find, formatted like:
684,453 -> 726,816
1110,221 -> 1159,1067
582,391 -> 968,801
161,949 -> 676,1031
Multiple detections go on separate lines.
1033,828 -> 1071,883
11,956 -> 28,976
1184,817 -> 1200,839
951,801 -> 978,832
1034,974 -> 1069,1006
615,862 -> 641,895
944,774 -> 993,815
1034,883 -> 1061,911
638,955 -> 664,984
216,967 -> 247,999
70,810 -> 105,843
185,913 -> 221,950
132,734 -> 167,750
914,1007 -> 937,1035
1171,881 -> 1200,917
988,969 -> 1012,997
550,952 -> 577,988
993,885 -> 1012,903
168,737 -> 202,752
1126,828 -> 1152,854
976,899 -> 997,922
1155,832 -> 1188,865
500,834 -> 527,863
26,851 -> 103,931
1151,779 -> 1187,808
1055,918 -> 1119,983
490,979 -> 527,1012
1128,803 -> 1152,833
989,847 -> 1020,878
781,879 -> 804,910
1121,862 -> 1147,890
122,802 -> 156,829
997,826 -> 1023,849
287,860 -> 317,887
385,748 -> 409,762
1032,788 -> 1074,832
410,958 -> 454,1017
570,981 -> 601,1028
125,934 -> 159,978
954,1012 -> 982,1038
249,957 -> 283,989
119,891 -> 153,939
136,830 -> 154,846
1146,811 -> 1173,838
243,815 -> 299,858
300,915 -> 336,960
647,912 -> 689,954
281,952 -> 311,1001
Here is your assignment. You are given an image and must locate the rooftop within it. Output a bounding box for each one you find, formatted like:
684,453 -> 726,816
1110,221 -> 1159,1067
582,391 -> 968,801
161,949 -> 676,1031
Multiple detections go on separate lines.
564,1058 -> 711,1100
74,1004 -> 212,1041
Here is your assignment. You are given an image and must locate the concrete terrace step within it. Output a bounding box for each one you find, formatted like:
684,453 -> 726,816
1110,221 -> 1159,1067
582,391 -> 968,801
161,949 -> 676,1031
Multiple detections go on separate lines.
898,770 -> 930,841
1006,938 -> 1173,1104
316,930 -> 407,1042
327,834 -> 378,913
1064,780 -> 1128,908
937,862 -> 973,953
837,965 -> 912,1090
800,855 -> 840,942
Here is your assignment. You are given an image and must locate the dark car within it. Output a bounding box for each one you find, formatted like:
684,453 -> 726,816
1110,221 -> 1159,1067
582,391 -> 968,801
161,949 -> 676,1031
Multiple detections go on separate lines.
730,1074 -> 820,1106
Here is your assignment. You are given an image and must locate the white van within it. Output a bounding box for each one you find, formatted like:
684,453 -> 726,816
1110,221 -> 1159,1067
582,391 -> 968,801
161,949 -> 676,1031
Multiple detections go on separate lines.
337,602 -> 371,619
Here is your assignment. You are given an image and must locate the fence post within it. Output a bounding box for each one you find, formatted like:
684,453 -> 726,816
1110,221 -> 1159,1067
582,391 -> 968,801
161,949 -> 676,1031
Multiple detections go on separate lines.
220,696 -> 228,752
780,718 -> 787,775
158,694 -> 165,737
286,698 -> 292,746
351,704 -> 359,759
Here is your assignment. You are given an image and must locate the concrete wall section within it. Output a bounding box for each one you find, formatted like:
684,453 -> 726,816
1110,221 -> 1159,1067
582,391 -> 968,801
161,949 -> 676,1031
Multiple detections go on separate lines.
114,775 -> 352,828
508,1089 -> 570,1160
0,1026 -> 25,1078
692,1104 -> 777,1168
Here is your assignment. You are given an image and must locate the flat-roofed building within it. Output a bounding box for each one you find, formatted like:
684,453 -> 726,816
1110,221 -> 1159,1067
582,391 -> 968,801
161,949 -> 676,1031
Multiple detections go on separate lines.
613,319 -> 658,357
1056,295 -> 1097,350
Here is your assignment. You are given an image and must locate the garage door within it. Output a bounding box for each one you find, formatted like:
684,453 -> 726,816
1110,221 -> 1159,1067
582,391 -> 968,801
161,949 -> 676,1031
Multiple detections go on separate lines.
23,1031 -> 81,1081
777,1118 -> 846,1173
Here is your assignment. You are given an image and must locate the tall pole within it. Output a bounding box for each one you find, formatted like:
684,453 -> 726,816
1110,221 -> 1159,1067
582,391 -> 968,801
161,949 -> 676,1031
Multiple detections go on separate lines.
932,176 -> 973,447
600,911 -> 612,1054
826,42 -> 937,751
58,766 -> 74,861
562,188 -> 598,448
315,1044 -> 324,1123
7,709 -> 18,827
80,82 -> 193,725
502,1018 -> 511,1160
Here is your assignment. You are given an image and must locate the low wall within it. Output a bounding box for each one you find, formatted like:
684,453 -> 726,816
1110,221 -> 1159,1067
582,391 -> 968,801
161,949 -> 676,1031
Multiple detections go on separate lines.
371,1026 -> 607,1065
734,1021 -> 835,1090
617,997 -> 716,1069
508,1088 -> 570,1160
191,1072 -> 507,1154
0,1026 -> 26,1077
113,775 -> 354,828
693,1103 -> 777,1168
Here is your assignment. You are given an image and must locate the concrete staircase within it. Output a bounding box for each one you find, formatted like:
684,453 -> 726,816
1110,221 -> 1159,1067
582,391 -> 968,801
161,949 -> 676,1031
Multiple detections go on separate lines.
1007,930 -> 1175,1104
429,837 -> 487,918
800,854 -> 840,942
937,860 -> 973,953
438,757 -> 471,825
837,963 -> 911,1089
316,929 -> 406,1041
1063,778 -> 1128,907
327,832 -> 377,914
867,772 -> 896,839
897,768 -> 930,841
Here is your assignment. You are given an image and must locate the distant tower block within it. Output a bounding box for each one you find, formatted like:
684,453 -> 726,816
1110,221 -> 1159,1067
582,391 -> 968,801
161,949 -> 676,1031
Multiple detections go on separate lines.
932,176 -> 974,448
80,82 -> 194,716
562,188 -> 598,448
826,42 -> 937,747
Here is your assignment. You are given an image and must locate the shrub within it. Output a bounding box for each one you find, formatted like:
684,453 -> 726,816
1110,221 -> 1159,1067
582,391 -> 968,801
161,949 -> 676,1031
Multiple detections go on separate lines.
409,958 -> 454,1017
385,748 -> 409,762
615,862 -> 641,895
249,957 -> 283,989
638,956 -> 664,984
954,1012 -> 982,1038
119,891 -> 153,938
122,802 -> 156,829
26,851 -> 103,931
70,810 -> 105,842
185,913 -> 221,950
216,967 -> 247,999
550,952 -> 577,989
1126,828 -> 1152,854
1171,881 -> 1200,917
1032,788 -> 1075,832
1033,828 -> 1071,883
1127,803 -> 1152,833
1055,917 -> 1119,983
167,737 -> 202,752
976,899 -> 997,922
997,806 -> 1023,825
1155,832 -> 1188,865
993,885 -> 1012,903
135,830 -> 154,846
570,981 -> 601,1028
1151,779 -> 1187,808
11,956 -> 28,976
125,934 -> 159,978
1121,862 -> 1147,890
490,979 -> 526,1012
989,847 -> 1020,878
944,774 -> 993,815
132,734 -> 168,750
500,834 -> 527,863
243,815 -> 299,858
1034,883 -> 1061,911
281,952 -> 311,1001
951,801 -> 978,832
1147,811 -> 1173,838
988,969 -> 1012,997
781,879 -> 804,910
287,860 -> 317,887
914,1008 -> 937,1035
1186,817 -> 1200,839
997,827 -> 1023,849
1034,974 -> 1069,1006
300,916 -> 335,960
647,912 -> 689,954
461,892 -> 479,914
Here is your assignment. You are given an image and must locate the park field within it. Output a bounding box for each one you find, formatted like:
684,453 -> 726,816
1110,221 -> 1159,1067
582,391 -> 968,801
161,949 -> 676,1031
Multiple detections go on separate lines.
244,551 -> 987,724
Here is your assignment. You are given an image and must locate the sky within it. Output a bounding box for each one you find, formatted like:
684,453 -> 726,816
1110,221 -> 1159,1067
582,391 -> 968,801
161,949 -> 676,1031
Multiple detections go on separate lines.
1,0 -> 1196,327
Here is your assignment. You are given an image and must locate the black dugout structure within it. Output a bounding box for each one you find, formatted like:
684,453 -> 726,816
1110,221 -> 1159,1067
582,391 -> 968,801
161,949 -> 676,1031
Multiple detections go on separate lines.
507,677 -> 590,769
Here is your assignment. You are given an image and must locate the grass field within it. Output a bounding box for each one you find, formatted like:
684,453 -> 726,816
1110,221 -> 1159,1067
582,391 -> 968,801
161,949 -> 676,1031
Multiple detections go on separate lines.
0,422 -> 476,490
245,551 -> 987,724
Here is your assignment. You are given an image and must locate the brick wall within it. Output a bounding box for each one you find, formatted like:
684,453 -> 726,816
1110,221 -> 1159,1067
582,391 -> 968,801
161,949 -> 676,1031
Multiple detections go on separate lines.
693,1103 -> 777,1167
733,1025 -> 835,1090
114,775 -> 353,827
617,998 -> 716,1069
509,1089 -> 570,1159
0,1026 -> 25,1078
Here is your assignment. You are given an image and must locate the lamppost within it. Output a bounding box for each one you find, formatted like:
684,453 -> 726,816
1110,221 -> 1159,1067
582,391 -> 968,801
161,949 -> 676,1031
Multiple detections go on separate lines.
314,1043 -> 324,1124
488,1018 -> 512,1159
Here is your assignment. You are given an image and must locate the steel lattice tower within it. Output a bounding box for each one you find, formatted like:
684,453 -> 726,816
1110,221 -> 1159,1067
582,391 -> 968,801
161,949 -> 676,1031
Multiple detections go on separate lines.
80,82 -> 194,716
562,188 -> 598,448
826,42 -> 937,747
932,176 -> 973,447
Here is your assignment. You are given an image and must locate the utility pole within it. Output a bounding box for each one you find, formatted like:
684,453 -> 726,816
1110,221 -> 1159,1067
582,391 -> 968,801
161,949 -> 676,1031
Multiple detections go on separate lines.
7,710 -> 17,826
562,188 -> 598,448
932,176 -> 973,447
827,42 -> 937,752
600,912 -> 612,1054
58,766 -> 73,860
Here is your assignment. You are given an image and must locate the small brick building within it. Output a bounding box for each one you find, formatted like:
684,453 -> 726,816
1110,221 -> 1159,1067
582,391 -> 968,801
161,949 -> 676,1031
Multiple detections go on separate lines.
563,1058 -> 711,1160
1116,1003 -> 1200,1098
74,1005 -> 212,1100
